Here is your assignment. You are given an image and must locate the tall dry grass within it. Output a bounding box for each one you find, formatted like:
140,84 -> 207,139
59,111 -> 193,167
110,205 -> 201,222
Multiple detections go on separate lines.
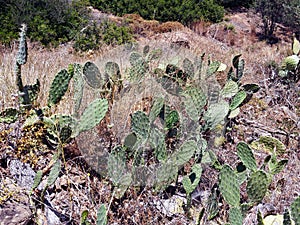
0,25 -> 290,113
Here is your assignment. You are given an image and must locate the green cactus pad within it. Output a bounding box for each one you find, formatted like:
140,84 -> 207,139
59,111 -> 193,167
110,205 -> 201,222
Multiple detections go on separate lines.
251,135 -> 286,155
75,98 -> 108,136
229,207 -> 243,225
165,110 -> 179,130
131,111 -> 150,140
230,90 -> 247,110
268,154 -> 288,175
104,61 -> 121,82
48,69 -> 72,106
97,204 -> 108,225
129,52 -> 143,67
149,97 -> 164,123
207,61 -> 221,77
183,58 -> 194,78
182,163 -> 202,195
246,170 -> 269,203
183,86 -> 206,121
170,140 -> 197,166
203,100 -> 229,129
83,61 -> 102,89
291,196 -> 300,224
237,142 -> 257,172
221,80 -> 239,98
219,164 -> 240,207
146,49 -> 162,62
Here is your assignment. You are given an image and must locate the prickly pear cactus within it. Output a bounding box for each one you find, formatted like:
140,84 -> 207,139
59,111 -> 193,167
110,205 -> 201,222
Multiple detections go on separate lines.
237,142 -> 257,172
229,90 -> 247,110
246,170 -> 269,203
83,61 -> 102,89
74,98 -> 108,136
219,165 -> 240,207
104,61 -> 121,82
183,58 -> 194,79
48,69 -> 73,106
221,80 -> 239,98
229,207 -> 243,225
170,140 -> 197,166
131,111 -> 150,140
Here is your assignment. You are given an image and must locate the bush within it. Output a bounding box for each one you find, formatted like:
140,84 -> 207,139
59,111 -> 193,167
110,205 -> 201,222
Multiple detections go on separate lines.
101,20 -> 133,46
73,20 -> 133,52
90,0 -> 224,25
0,0 -> 91,47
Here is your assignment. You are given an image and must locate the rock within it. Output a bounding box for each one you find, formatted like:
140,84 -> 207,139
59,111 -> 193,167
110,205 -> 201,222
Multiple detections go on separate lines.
0,202 -> 32,225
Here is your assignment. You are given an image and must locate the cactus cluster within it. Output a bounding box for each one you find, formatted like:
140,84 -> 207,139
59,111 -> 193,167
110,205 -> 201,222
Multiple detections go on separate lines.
279,37 -> 300,82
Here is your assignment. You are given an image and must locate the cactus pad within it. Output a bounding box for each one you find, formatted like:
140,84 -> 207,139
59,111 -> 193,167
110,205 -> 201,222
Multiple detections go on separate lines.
48,69 -> 72,106
221,80 -> 239,98
246,170 -> 269,203
183,86 -> 206,121
291,196 -> 300,224
237,142 -> 257,172
230,90 -> 247,110
229,207 -> 243,225
183,58 -> 194,78
75,98 -> 108,136
203,100 -> 229,129
104,61 -> 121,82
219,164 -> 240,207
170,140 -> 197,166
16,24 -> 28,65
131,111 -> 150,140
83,61 -> 102,89
73,63 -> 84,116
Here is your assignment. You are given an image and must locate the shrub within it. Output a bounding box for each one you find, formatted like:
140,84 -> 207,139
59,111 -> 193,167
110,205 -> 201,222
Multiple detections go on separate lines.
101,20 -> 133,46
0,0 -> 91,47
90,0 -> 224,25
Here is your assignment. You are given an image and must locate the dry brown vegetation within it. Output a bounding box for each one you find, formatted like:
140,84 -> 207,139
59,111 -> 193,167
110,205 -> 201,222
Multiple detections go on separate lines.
0,11 -> 299,225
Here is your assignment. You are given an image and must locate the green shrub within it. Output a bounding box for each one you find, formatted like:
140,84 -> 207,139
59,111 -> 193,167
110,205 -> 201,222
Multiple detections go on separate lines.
101,20 -> 133,46
0,0 -> 91,47
90,0 -> 224,25
73,22 -> 102,52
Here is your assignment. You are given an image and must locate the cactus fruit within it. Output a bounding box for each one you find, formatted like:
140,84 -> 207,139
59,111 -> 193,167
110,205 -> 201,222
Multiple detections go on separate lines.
219,164 -> 240,207
74,98 -> 108,136
237,142 -> 257,172
291,196 -> 300,224
246,170 -> 269,203
230,90 -> 247,110
229,207 -> 243,225
221,80 -> 239,98
131,111 -> 150,140
48,69 -> 73,106
83,61 -> 102,89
